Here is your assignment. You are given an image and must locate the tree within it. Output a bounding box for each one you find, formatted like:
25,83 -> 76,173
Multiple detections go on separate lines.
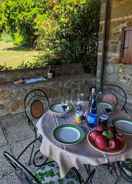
0,0 -> 101,73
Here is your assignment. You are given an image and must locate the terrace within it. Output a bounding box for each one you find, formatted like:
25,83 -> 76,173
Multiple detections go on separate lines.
0,0 -> 132,184
0,112 -> 129,184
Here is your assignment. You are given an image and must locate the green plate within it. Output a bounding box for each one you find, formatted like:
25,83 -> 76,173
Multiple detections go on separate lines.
53,124 -> 86,144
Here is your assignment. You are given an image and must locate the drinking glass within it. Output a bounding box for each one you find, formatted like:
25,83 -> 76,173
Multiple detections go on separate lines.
86,112 -> 97,128
97,93 -> 117,116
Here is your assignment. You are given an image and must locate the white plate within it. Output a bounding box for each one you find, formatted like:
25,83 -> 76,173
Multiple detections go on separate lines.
49,103 -> 74,117
53,124 -> 85,144
50,103 -> 73,113
115,119 -> 132,135
53,104 -> 68,113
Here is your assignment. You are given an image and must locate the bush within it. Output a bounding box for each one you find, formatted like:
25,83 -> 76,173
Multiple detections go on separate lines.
0,32 -> 13,42
0,0 -> 101,72
36,0 -> 101,73
0,0 -> 43,46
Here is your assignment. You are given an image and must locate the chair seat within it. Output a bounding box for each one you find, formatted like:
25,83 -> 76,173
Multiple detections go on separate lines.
34,161 -> 80,184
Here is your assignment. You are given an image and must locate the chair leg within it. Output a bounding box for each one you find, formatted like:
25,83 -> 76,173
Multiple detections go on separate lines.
114,176 -> 121,184
33,149 -> 48,167
84,164 -> 91,176
84,169 -> 96,184
28,144 -> 35,166
107,162 -> 119,177
82,164 -> 92,184
122,106 -> 128,113
66,167 -> 82,184
107,163 -> 115,176
107,162 -> 121,184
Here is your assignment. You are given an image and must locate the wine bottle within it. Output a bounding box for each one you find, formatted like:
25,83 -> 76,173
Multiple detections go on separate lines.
86,87 -> 97,128
89,87 -> 96,114
47,65 -> 55,79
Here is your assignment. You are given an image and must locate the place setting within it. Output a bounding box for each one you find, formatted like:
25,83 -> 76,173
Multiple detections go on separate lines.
53,123 -> 86,145
49,103 -> 74,118
35,83 -> 132,184
49,91 -> 88,146
42,85 -> 132,160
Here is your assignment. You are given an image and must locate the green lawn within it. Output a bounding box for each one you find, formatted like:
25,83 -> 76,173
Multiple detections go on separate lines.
0,41 -> 41,69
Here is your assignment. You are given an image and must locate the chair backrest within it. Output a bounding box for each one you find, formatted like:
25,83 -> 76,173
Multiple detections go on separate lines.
3,151 -> 40,184
24,89 -> 49,136
102,83 -> 127,111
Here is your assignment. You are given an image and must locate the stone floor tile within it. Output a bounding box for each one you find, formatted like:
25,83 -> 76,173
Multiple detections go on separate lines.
0,145 -> 13,178
0,173 -> 21,184
10,137 -> 40,167
0,113 -> 25,126
93,166 -> 130,184
1,113 -> 34,143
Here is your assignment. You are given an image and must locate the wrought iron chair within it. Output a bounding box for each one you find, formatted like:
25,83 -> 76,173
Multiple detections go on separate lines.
102,83 -> 128,112
24,88 -> 49,138
23,88 -> 50,167
4,150 -> 95,184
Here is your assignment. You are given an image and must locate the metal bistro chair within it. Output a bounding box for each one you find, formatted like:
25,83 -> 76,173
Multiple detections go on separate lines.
24,88 -> 49,138
102,83 -> 128,113
3,150 -> 95,184
23,88 -> 50,167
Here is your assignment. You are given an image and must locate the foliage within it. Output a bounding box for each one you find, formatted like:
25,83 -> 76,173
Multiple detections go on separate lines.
0,0 -> 43,46
0,63 -> 12,71
0,0 -> 101,72
0,32 -> 13,42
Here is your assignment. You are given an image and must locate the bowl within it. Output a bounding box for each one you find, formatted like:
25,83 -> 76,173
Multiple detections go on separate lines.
49,103 -> 74,117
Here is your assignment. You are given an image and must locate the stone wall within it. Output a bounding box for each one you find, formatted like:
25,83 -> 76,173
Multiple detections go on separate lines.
98,0 -> 132,107
0,64 -> 95,117
0,63 -> 84,84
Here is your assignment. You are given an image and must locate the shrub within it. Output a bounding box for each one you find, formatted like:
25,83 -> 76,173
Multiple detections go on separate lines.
0,0 -> 101,73
36,0 -> 101,73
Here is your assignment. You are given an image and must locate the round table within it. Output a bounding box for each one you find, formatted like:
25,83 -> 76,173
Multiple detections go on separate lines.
36,110 -> 132,178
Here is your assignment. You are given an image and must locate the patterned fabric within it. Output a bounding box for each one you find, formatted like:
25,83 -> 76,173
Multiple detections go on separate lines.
34,162 -> 80,184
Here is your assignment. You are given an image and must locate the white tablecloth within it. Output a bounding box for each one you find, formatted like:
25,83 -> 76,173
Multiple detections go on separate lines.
36,111 -> 132,177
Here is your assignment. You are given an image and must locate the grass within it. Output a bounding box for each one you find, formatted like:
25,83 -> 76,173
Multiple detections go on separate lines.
0,41 -> 42,69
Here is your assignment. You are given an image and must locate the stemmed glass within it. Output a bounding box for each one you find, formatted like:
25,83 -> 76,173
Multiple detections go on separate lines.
76,87 -> 88,112
60,85 -> 65,104
71,88 -> 78,107
64,88 -> 71,104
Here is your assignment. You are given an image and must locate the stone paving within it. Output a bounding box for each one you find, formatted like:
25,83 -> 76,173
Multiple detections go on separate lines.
0,112 -> 130,184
